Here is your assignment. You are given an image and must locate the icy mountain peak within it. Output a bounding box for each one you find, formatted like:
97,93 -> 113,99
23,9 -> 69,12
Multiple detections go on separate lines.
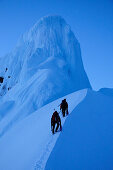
0,15 -> 91,114
21,15 -> 72,44
18,15 -> 84,81
19,15 -> 80,65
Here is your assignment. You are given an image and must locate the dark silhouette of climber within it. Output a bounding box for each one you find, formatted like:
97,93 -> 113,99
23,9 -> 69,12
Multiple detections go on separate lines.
51,111 -> 62,134
60,99 -> 68,117
0,77 -> 4,83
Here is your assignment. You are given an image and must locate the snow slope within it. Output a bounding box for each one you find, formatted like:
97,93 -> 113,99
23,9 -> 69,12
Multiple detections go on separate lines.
45,89 -> 113,170
0,89 -> 87,170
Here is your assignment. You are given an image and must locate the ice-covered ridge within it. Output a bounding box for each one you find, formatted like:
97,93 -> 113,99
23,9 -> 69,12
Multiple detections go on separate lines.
0,89 -> 87,170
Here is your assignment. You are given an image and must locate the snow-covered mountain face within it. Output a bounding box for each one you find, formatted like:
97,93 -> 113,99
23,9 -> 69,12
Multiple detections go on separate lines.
0,16 -> 91,116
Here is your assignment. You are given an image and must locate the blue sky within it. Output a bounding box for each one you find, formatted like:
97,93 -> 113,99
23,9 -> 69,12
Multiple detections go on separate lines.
0,0 -> 113,90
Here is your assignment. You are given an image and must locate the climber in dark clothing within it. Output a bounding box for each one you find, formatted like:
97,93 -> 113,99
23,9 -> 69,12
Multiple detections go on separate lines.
60,99 -> 68,117
51,113 -> 56,134
51,111 -> 62,134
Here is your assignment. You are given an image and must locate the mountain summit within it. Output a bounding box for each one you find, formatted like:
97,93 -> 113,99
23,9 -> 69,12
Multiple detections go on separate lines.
0,15 -> 91,115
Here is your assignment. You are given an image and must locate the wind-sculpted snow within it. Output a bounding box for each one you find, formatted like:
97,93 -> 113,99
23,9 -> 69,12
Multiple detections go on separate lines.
0,15 -> 91,105
0,89 -> 87,170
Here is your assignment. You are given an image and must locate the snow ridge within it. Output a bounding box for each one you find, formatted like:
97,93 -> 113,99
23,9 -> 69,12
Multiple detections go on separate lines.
0,89 -> 87,170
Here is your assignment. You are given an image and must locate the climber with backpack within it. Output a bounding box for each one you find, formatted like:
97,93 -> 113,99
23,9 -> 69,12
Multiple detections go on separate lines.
60,99 -> 68,117
51,110 -> 62,134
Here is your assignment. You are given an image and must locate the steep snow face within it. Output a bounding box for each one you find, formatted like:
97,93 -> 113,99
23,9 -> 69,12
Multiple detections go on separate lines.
0,16 -> 91,116
45,90 -> 113,170
18,16 -> 90,85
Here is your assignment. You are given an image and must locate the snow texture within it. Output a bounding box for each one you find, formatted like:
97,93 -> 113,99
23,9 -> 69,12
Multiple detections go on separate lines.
45,89 -> 113,170
0,89 -> 87,170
